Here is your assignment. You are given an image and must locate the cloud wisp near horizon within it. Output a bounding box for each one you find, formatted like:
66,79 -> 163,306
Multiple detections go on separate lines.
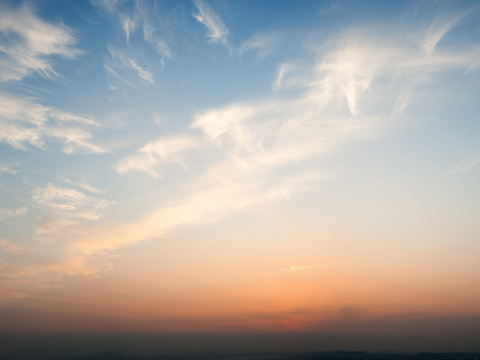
0,0 -> 480,343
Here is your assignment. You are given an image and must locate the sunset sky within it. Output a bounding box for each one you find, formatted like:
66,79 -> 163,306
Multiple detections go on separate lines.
1,0 -> 480,353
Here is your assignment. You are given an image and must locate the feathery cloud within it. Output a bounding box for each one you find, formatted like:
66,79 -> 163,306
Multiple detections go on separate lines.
192,0 -> 229,45
0,93 -> 105,153
0,164 -> 18,175
106,46 -> 155,85
0,207 -> 27,221
116,135 -> 201,177
251,262 -> 340,277
61,178 -> 105,194
237,32 -> 282,60
445,142 -> 480,176
92,0 -> 173,66
32,183 -> 114,219
0,5 -> 80,82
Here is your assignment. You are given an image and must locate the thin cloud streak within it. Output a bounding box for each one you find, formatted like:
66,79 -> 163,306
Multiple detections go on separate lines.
0,207 -> 27,221
106,46 -> 155,85
445,142 -> 480,176
61,178 -> 105,194
0,164 -> 18,175
116,135 -> 201,178
237,32 -> 283,60
0,5 -> 81,82
251,262 -> 341,277
0,93 -> 105,154
32,183 -> 115,219
192,0 -> 229,45
92,0 -> 174,66
417,13 -> 464,56
445,156 -> 480,176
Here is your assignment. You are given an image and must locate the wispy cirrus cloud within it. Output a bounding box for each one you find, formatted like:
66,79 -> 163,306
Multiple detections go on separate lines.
237,32 -> 283,60
281,263 -> 339,272
91,0 -> 120,13
0,93 -> 97,126
419,15 -> 462,56
116,135 -> 201,178
30,182 -> 114,240
252,262 -> 341,277
0,4 -> 81,82
32,183 -> 114,220
0,207 -> 27,221
61,178 -> 105,194
445,142 -> 480,176
405,2 -> 468,58
91,0 -> 135,43
192,0 -> 230,47
0,93 -> 105,154
0,164 -> 18,175
445,156 -> 480,176
133,1 -> 174,67
92,0 -> 174,67
106,46 -> 154,85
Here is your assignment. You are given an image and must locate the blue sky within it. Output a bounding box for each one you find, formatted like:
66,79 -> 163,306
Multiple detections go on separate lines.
1,0 -> 480,345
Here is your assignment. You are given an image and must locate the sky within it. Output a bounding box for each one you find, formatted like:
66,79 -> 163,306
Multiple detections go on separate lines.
1,0 -> 480,353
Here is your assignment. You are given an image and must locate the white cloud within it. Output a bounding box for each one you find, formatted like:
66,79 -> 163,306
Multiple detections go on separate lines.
154,40 -> 174,68
0,207 -> 27,221
192,0 -> 229,45
237,32 -> 282,60
0,164 -> 18,175
50,127 -> 107,155
410,13 -> 464,57
90,0 -> 120,14
32,183 -> 115,220
308,39 -> 392,116
0,5 -> 81,82
445,142 -> 480,176
120,14 -> 136,44
422,17 -> 460,56
116,135 -> 201,177
106,46 -> 155,85
104,64 -> 137,87
92,0 -> 174,67
92,0 -> 136,43
0,123 -> 44,150
61,178 -> 105,194
0,93 -> 105,153
134,2 -> 174,67
280,262 -> 339,272
252,262 -> 340,277
445,156 -> 480,176
48,110 -> 98,125
127,58 -> 154,84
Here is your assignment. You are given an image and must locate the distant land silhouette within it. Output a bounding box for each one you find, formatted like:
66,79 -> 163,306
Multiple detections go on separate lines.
60,351 -> 480,360
3,349 -> 480,360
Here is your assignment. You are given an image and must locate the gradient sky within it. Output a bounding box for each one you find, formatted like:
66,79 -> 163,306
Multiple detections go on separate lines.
1,0 -> 480,352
